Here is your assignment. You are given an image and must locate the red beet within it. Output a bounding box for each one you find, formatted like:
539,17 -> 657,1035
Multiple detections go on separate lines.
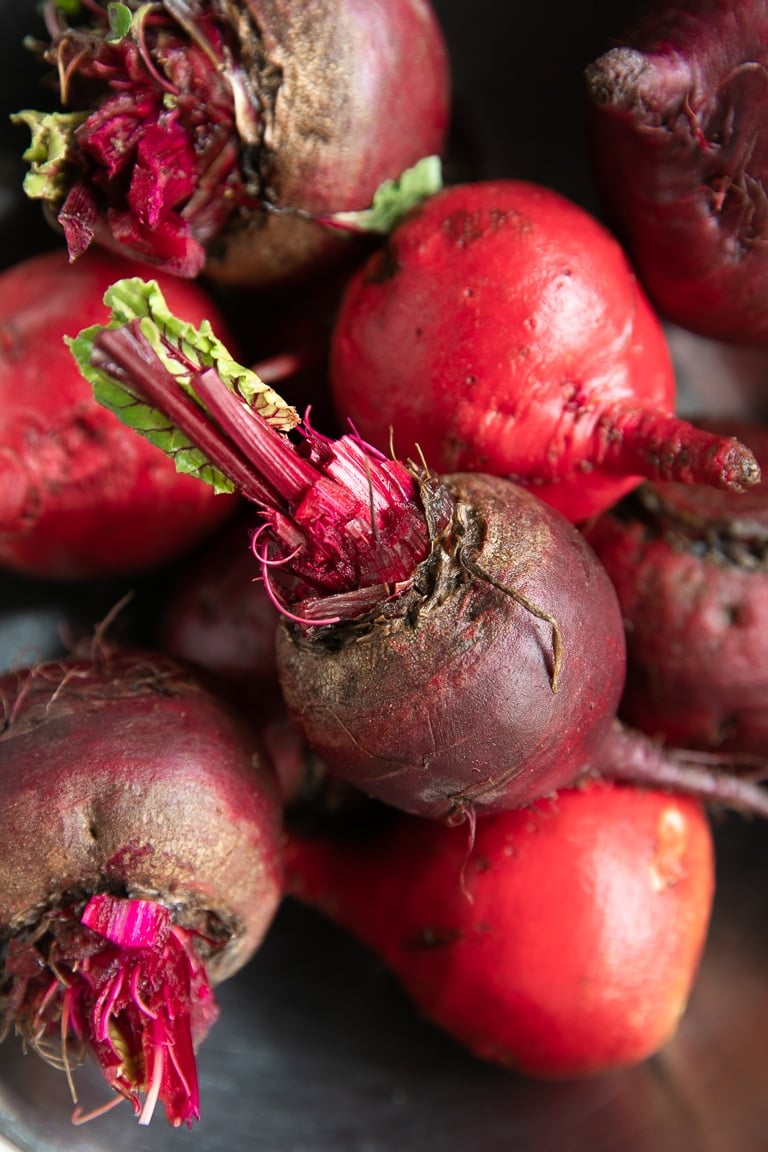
0,246 -> 238,579
585,418 -> 768,755
285,780 -> 715,1077
585,0 -> 768,345
329,180 -> 760,523
70,276 -> 768,824
15,0 -> 450,286
0,647 -> 283,1127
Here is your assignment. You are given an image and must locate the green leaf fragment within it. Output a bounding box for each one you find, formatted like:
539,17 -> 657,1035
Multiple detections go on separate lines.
68,322 -> 237,495
100,277 -> 299,430
11,109 -> 86,205
107,3 -> 134,41
327,155 -> 443,234
67,277 -> 300,496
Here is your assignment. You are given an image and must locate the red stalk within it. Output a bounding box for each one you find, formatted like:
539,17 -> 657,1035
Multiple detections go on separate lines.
3,893 -> 218,1128
93,324 -> 433,621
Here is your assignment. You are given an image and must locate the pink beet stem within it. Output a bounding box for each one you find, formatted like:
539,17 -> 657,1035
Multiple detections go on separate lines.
94,325 -> 431,621
590,406 -> 761,490
1,893 -> 218,1128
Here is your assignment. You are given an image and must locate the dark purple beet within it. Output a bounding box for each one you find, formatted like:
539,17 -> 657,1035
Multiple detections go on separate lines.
275,470 -> 626,821
0,647 -> 283,1127
585,0 -> 768,345
160,511 -> 280,701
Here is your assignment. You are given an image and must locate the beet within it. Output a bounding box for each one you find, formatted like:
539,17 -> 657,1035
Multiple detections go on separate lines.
275,468 -> 625,819
584,418 -> 768,755
328,179 -> 760,524
15,0 -> 450,286
0,246 -> 238,579
0,647 -> 283,1127
285,780 -> 715,1077
160,510 -> 281,701
585,0 -> 768,345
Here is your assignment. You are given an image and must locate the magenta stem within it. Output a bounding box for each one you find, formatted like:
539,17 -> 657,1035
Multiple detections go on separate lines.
94,325 -> 287,507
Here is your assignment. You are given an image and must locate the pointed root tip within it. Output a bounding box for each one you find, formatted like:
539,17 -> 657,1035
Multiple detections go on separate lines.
715,440 -> 761,491
585,47 -> 649,108
585,46 -> 691,115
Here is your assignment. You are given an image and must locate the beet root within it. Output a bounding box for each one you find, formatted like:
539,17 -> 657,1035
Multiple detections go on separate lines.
159,509 -> 281,703
585,0 -> 768,345
284,780 -> 715,1077
15,0 -> 450,286
0,648 -> 283,1127
276,470 -> 627,821
0,247 -> 237,579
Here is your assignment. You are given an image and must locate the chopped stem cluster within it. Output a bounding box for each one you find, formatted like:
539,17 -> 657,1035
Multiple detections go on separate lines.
1,893 -> 219,1127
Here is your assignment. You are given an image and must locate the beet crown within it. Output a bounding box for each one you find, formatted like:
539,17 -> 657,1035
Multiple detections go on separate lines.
14,0 -> 450,283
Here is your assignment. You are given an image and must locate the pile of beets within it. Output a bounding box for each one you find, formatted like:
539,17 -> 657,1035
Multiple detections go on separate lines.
2,0 -> 768,1131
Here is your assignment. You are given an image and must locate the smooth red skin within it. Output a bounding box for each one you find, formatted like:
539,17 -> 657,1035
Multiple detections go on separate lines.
585,421 -> 768,754
0,650 -> 283,983
586,1 -> 768,345
204,0 -> 451,286
0,247 -> 237,579
276,472 -> 626,821
330,180 -> 680,523
284,781 -> 715,1077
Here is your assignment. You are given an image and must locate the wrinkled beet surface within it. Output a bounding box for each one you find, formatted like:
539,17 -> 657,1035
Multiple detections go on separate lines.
276,472 -> 626,821
0,649 -> 283,982
586,0 -> 768,344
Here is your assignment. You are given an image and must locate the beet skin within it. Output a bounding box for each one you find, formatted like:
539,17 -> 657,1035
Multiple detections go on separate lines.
285,780 -> 715,1077
17,0 -> 450,287
585,0 -> 768,344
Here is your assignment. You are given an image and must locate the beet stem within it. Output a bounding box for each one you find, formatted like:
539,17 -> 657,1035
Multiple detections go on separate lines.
95,326 -> 283,507
89,300 -> 432,620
